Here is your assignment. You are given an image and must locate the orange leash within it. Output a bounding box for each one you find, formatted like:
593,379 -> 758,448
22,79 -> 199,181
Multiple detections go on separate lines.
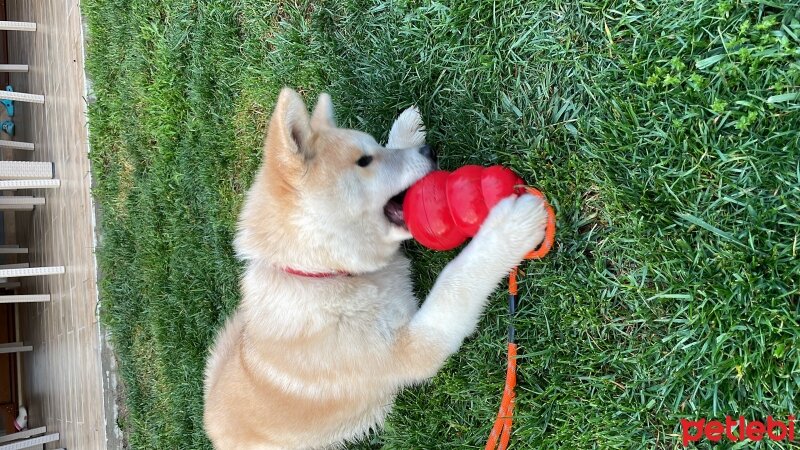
521,187 -> 556,260
485,187 -> 555,450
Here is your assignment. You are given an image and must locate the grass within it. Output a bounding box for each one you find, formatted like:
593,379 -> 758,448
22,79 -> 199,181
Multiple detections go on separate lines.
83,0 -> 799,448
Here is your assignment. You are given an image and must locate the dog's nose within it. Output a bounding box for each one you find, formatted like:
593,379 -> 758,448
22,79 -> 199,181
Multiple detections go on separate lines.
419,145 -> 437,162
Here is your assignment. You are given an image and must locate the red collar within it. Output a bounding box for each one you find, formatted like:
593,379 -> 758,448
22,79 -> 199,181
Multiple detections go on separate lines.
282,267 -> 352,278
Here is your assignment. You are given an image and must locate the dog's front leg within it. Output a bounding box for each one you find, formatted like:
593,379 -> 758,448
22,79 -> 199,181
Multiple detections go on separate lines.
392,194 -> 549,383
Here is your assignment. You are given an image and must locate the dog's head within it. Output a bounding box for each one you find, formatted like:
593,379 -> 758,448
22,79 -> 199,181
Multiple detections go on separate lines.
235,88 -> 436,273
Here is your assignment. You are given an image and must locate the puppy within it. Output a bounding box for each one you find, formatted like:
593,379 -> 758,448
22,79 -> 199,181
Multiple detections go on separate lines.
203,88 -> 548,449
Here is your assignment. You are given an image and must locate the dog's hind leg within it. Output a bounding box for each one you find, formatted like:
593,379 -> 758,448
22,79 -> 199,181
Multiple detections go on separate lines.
387,106 -> 426,149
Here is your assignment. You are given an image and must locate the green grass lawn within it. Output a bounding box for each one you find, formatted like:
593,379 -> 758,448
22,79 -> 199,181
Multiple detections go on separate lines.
84,0 -> 799,448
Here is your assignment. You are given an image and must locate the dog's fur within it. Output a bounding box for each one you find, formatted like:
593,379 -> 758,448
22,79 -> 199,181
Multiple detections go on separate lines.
203,88 -> 548,449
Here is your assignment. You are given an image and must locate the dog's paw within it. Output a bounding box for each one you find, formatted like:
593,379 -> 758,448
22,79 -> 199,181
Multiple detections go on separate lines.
388,106 -> 426,149
472,194 -> 548,267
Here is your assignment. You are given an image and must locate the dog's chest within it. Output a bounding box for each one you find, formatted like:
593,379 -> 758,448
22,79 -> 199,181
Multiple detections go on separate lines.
334,271 -> 417,342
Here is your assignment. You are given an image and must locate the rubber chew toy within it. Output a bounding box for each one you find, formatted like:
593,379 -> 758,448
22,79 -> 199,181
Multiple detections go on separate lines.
403,165 -> 556,258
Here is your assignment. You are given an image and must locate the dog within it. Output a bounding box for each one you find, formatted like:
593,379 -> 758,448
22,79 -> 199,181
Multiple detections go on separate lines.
203,88 -> 548,449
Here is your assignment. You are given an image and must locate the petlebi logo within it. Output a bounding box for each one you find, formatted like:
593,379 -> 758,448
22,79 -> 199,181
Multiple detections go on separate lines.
681,416 -> 796,446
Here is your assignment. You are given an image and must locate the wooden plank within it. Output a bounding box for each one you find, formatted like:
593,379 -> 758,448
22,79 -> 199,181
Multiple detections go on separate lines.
0,205 -> 32,211
0,197 -> 45,206
0,427 -> 46,444
0,247 -> 27,254
0,342 -> 29,349
0,342 -> 32,353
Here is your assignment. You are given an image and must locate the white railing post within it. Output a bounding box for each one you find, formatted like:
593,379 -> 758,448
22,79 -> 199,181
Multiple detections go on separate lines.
0,141 -> 35,151
0,64 -> 29,72
0,179 -> 60,190
0,90 -> 44,104
0,162 -> 54,179
0,21 -> 37,32
0,266 -> 65,278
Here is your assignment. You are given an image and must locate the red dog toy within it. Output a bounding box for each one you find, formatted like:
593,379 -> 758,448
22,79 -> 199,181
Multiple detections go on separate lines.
403,165 -> 555,258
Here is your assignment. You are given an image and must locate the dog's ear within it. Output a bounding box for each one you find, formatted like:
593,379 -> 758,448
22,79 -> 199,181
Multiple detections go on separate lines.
310,93 -> 336,130
387,106 -> 426,148
268,88 -> 314,162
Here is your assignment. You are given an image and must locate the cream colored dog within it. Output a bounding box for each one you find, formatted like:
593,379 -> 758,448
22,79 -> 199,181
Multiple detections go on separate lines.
203,88 -> 548,449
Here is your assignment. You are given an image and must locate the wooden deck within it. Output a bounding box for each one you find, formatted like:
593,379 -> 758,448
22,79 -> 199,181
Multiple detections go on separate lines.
4,1 -> 108,448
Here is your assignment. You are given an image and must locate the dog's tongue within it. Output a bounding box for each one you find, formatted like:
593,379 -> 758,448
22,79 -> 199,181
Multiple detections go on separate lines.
385,201 -> 405,227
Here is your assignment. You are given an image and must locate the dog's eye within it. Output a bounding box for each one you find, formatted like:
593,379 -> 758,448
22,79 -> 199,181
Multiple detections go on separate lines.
356,155 -> 373,167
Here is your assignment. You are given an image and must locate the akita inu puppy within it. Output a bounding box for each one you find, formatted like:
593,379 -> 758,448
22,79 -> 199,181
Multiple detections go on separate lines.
203,88 -> 548,449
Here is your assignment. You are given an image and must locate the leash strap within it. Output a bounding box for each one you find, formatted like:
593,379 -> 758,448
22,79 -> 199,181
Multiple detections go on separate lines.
486,187 -> 555,450
485,268 -> 519,450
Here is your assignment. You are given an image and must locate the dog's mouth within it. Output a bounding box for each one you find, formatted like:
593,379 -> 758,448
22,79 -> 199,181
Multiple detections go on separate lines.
383,189 -> 408,228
